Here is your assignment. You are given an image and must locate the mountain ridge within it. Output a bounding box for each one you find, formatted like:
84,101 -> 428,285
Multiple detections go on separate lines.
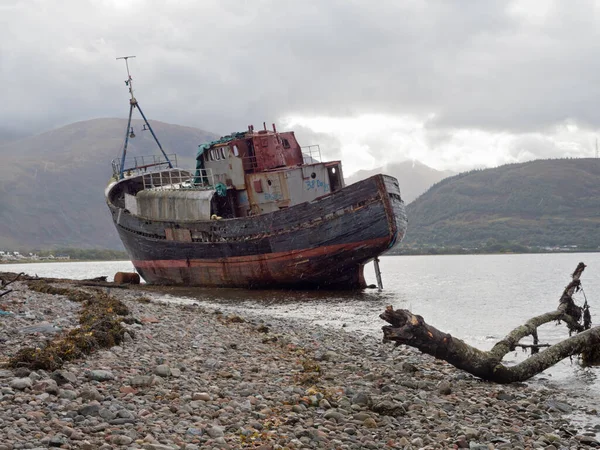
0,118 -> 218,250
403,158 -> 600,250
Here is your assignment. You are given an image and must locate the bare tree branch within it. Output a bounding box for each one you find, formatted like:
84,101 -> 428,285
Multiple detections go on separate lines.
381,262 -> 598,383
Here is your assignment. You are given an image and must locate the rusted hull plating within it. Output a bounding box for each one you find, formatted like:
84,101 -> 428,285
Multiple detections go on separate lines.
108,174 -> 407,289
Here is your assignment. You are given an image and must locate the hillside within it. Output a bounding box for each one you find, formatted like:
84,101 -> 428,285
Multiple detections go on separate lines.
403,158 -> 600,250
0,119 -> 217,250
345,160 -> 453,204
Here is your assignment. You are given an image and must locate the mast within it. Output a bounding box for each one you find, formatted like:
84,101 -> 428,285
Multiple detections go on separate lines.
116,56 -> 173,179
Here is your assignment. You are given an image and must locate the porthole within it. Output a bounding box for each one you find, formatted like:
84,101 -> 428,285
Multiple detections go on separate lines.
310,172 -> 316,179
267,179 -> 272,186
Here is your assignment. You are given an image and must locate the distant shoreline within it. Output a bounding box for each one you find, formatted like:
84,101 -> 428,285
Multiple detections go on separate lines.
0,259 -> 129,264
393,248 -> 600,256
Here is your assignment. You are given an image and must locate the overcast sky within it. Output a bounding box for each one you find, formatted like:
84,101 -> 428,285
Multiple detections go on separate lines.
2,0 -> 600,174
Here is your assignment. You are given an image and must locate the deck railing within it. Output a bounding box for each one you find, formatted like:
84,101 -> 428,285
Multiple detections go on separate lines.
141,168 -> 215,190
111,154 -> 178,178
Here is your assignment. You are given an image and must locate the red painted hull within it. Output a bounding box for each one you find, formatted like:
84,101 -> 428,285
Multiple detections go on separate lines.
133,237 -> 390,289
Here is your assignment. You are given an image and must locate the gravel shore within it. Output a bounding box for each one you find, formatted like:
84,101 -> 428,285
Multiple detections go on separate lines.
0,276 -> 599,449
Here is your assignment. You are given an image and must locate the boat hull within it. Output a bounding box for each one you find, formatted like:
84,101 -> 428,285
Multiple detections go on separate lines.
107,174 -> 407,289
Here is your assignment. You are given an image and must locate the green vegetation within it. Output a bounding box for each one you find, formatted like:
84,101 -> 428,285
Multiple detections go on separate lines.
402,158 -> 600,251
8,280 -> 130,371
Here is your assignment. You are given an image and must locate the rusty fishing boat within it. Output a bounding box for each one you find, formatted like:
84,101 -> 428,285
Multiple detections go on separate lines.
106,60 -> 407,289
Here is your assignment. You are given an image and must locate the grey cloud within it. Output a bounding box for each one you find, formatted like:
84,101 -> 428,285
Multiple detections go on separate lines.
2,0 -> 600,142
288,125 -> 343,161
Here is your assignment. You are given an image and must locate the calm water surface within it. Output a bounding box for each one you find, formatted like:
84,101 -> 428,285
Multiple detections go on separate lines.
3,254 -> 600,428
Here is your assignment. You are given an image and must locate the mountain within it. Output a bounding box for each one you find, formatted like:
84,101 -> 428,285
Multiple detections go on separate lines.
0,118 -> 218,250
0,128 -> 31,145
403,158 -> 600,250
345,161 -> 454,204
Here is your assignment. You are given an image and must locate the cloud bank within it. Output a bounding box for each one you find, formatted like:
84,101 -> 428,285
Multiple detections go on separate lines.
2,0 -> 600,172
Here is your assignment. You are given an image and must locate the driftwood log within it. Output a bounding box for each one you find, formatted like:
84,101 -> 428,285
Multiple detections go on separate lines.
0,272 -> 23,299
381,262 -> 600,383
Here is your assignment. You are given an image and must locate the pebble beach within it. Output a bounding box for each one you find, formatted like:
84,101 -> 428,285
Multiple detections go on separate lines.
1,274 -> 599,449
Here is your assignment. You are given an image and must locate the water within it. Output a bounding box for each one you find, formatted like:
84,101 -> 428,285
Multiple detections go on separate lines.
3,253 -> 600,427
0,261 -> 137,282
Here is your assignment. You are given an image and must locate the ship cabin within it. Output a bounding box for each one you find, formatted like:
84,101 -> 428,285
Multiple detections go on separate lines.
196,123 -> 345,219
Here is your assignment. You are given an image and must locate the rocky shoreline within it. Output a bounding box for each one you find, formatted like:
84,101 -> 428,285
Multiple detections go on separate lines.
0,275 -> 599,449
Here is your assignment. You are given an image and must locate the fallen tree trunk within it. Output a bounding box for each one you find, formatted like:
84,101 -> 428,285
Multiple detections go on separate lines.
0,272 -> 23,299
380,262 -> 598,383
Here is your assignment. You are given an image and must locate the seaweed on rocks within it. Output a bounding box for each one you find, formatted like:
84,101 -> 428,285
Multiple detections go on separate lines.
8,281 -> 131,371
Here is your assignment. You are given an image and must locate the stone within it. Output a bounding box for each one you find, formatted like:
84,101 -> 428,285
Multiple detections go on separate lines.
319,398 -> 332,409
80,387 -> 103,401
59,389 -> 78,400
351,392 -> 372,406
14,367 -> 31,377
79,402 -> 101,416
547,400 -> 573,414
154,364 -> 171,377
32,378 -> 59,394
111,435 -> 133,445
13,367 -> 30,378
9,378 -> 32,390
130,375 -> 154,387
119,385 -> 138,395
192,392 -> 211,401
206,426 -> 224,438
52,370 -> 78,385
19,322 -> 61,334
437,380 -> 452,395
323,410 -> 344,422
399,362 -> 417,373
88,370 -> 114,381
469,443 -> 489,450
99,407 -> 117,420
0,370 -> 14,378
411,437 -> 424,447
49,433 -> 67,446
463,427 -> 479,440
576,435 -> 600,446
141,316 -> 160,324
363,417 -> 377,428
496,392 -> 514,401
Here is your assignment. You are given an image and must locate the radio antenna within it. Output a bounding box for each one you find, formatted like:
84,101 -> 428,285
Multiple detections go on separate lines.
115,56 -> 173,179
116,55 -> 136,102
